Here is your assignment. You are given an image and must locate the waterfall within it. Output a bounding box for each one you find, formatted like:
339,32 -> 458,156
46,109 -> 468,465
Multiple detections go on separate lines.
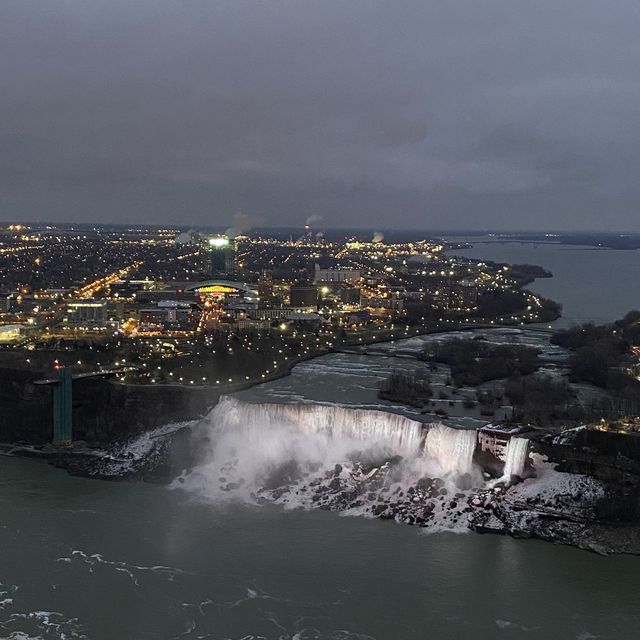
211,395 -> 425,456
423,423 -> 478,476
173,397 -> 484,502
503,437 -> 530,478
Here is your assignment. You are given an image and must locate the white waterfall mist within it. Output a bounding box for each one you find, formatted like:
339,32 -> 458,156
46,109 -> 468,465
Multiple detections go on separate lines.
173,396 -> 483,507
503,437 -> 530,479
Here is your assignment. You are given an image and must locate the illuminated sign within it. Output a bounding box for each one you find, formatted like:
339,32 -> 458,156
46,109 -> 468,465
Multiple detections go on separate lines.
196,285 -> 238,294
208,237 -> 229,247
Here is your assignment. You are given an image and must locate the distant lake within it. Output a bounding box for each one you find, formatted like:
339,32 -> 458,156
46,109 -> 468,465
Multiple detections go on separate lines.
448,239 -> 640,327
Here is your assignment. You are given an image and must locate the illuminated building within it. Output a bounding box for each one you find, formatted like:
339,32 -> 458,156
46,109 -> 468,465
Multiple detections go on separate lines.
64,300 -> 108,328
313,263 -> 360,284
208,236 -> 236,278
0,291 -> 12,314
0,324 -> 25,343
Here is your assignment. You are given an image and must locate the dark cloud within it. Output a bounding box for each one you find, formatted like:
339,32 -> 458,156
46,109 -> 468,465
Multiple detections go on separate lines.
1,1 -> 639,230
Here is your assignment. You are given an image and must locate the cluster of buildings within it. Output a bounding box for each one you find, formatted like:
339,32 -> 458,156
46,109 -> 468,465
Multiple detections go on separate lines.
0,223 -> 544,345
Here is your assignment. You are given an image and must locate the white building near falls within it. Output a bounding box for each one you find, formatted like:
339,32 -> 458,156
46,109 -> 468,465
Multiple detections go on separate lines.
478,424 -> 532,461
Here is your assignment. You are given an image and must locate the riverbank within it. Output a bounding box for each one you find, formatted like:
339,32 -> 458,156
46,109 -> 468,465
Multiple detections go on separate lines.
448,237 -> 640,327
5,322 -> 640,556
167,397 -> 640,556
0,311 -> 558,450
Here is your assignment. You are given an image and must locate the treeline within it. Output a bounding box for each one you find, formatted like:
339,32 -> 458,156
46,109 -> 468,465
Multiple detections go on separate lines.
508,263 -> 553,286
476,289 -> 560,322
551,311 -> 640,392
404,289 -> 561,324
482,374 -> 603,426
378,369 -> 432,408
422,339 -> 541,386
504,374 -> 584,424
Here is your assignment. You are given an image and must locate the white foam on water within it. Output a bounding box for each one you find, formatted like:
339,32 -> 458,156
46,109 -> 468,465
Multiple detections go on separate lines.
0,610 -> 88,640
166,396 -> 604,541
170,396 -> 489,538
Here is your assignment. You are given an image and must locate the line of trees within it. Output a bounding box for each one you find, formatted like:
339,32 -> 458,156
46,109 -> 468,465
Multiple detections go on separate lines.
378,369 -> 432,408
421,339 -> 541,386
552,311 -> 640,394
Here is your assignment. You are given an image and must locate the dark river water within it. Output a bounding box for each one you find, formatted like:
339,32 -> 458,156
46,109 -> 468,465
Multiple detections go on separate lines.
2,240 -> 640,639
2,456 -> 639,640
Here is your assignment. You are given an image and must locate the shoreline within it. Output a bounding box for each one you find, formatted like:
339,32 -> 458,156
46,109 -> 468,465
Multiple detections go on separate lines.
6,318 -> 640,556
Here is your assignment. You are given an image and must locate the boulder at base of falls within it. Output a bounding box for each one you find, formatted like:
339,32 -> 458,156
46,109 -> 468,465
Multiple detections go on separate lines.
468,511 -> 507,534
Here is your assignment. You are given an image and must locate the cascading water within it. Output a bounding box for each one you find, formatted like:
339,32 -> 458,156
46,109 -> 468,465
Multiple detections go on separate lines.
210,395 -> 425,456
503,437 -> 530,479
173,396 -> 485,531
423,423 -> 478,477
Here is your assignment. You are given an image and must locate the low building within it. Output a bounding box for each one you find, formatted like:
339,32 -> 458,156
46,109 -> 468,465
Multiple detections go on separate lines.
344,310 -> 371,326
253,306 -> 317,321
65,300 -> 108,329
477,424 -> 532,461
237,318 -> 271,333
285,312 -> 324,330
139,302 -> 197,330
0,324 -> 25,343
313,264 -> 360,285
134,289 -> 195,304
0,291 -> 12,314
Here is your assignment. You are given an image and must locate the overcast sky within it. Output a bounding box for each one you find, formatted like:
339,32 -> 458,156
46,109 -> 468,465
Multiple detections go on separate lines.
1,1 -> 640,231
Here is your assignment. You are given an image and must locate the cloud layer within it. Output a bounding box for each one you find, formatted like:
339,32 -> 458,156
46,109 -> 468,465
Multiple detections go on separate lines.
1,1 -> 639,230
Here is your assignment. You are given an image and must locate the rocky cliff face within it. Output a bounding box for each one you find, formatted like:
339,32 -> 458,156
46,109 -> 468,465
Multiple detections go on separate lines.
0,369 -> 52,444
533,428 -> 640,523
0,368 -> 217,445
463,428 -> 640,554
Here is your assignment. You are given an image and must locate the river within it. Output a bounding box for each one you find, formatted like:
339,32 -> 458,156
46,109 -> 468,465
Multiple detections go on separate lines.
2,240 -> 640,639
2,456 -> 639,640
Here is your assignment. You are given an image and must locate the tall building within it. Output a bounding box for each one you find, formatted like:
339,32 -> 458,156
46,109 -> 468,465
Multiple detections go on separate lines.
209,236 -> 236,278
0,291 -> 12,314
257,270 -> 274,306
